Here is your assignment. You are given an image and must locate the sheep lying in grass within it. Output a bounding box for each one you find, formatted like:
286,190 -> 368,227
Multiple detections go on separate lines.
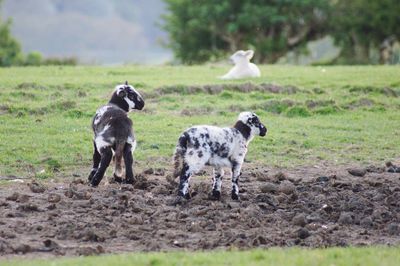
220,50 -> 261,80
173,112 -> 267,200
88,81 -> 144,187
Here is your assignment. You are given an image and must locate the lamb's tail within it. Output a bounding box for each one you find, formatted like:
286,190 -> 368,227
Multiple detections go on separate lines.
172,133 -> 189,178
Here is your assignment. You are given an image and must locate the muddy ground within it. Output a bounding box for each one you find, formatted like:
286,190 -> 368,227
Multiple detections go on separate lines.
1,163 -> 400,259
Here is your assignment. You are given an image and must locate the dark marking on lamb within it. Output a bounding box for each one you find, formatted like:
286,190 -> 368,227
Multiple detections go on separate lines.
234,121 -> 251,140
259,124 -> 267,136
178,133 -> 189,150
193,138 -> 200,149
217,143 -> 230,158
198,151 -> 203,158
189,128 -> 198,134
178,163 -> 191,198
230,160 -> 238,170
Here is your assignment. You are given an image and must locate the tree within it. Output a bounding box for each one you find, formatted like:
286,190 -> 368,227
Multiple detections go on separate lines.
162,0 -> 330,64
330,0 -> 400,64
0,0 -> 22,66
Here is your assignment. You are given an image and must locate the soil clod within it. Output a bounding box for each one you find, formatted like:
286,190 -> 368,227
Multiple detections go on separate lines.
348,168 -> 367,177
28,181 -> 46,193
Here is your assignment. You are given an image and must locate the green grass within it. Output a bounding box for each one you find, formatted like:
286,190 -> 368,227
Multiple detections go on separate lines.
0,65 -> 399,177
1,65 -> 400,264
3,247 -> 400,266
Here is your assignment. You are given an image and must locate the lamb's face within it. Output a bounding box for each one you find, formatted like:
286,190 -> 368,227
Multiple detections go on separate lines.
115,83 -> 145,111
230,50 -> 254,65
238,112 -> 267,137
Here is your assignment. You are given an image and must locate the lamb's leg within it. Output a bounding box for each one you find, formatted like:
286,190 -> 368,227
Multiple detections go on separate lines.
113,143 -> 125,183
123,143 -> 134,184
211,167 -> 224,200
231,162 -> 242,200
88,141 -> 101,182
178,163 -> 193,199
89,146 -> 113,187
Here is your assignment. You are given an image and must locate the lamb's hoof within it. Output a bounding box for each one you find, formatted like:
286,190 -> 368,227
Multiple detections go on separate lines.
172,195 -> 188,206
178,191 -> 191,199
210,190 -> 221,201
88,182 -> 98,188
388,166 -> 400,173
112,174 -> 124,183
124,178 -> 135,185
231,192 -> 240,201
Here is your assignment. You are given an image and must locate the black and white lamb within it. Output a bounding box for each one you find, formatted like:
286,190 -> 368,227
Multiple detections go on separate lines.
173,112 -> 267,200
88,81 -> 144,187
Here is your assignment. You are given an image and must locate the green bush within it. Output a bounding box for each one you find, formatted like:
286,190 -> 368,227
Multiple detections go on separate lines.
24,51 -> 43,66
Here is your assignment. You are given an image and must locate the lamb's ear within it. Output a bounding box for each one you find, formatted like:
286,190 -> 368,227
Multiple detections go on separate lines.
245,50 -> 254,60
117,88 -> 126,98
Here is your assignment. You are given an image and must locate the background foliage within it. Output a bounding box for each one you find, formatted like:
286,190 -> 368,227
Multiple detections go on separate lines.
163,0 -> 400,64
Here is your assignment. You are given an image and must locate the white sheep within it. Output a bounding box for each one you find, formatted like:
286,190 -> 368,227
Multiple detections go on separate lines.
220,50 -> 261,80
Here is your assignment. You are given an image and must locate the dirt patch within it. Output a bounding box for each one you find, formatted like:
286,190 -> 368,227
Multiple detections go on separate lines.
147,83 -> 302,98
1,164 -> 400,259
348,86 -> 400,97
14,83 -> 47,91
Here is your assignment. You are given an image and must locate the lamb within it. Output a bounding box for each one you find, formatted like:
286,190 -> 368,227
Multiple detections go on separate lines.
88,81 -> 145,187
220,50 -> 261,80
173,112 -> 267,200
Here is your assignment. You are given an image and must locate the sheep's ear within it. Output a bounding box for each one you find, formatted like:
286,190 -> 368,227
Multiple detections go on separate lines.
117,88 -> 126,98
245,50 -> 254,60
125,81 -> 128,85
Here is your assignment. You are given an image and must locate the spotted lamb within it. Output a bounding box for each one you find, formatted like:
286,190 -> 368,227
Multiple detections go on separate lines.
88,81 -> 144,187
173,112 -> 267,200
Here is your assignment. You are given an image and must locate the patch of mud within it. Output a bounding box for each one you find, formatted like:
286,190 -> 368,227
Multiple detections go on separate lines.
1,163 -> 400,259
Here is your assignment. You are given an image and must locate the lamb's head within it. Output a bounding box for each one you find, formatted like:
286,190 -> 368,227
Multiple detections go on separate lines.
236,112 -> 267,139
230,50 -> 254,65
110,81 -> 145,112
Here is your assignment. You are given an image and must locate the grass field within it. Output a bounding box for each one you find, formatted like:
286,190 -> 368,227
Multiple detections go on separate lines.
0,65 -> 399,178
4,247 -> 400,266
0,65 -> 400,265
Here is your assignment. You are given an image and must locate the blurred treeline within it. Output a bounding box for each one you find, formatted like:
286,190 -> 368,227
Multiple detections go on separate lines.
1,0 -> 399,66
163,0 -> 400,65
0,18 -> 77,66
0,21 -> 77,67
0,0 -> 77,67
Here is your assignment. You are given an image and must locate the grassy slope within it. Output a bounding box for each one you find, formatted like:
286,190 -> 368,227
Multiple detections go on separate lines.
3,247 -> 400,266
0,65 -> 399,178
